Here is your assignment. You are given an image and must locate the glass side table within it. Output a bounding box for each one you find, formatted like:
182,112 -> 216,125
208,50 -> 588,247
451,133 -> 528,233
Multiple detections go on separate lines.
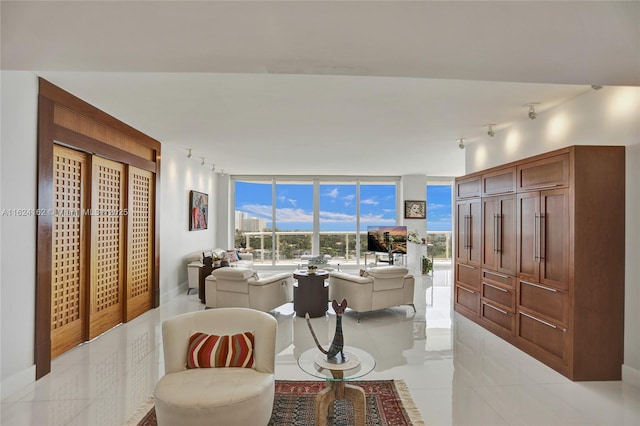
297,346 -> 375,426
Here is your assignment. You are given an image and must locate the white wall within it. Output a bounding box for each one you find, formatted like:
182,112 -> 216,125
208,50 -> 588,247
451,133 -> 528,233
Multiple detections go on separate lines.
159,144 -> 217,302
401,174 -> 427,239
0,71 -> 39,397
0,72 -> 219,398
465,86 -> 640,386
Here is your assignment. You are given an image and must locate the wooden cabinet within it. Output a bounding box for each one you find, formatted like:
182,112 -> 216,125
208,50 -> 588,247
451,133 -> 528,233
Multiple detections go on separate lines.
516,189 -> 569,290
482,195 -> 516,275
482,167 -> 515,196
455,146 -> 625,381
456,175 -> 481,199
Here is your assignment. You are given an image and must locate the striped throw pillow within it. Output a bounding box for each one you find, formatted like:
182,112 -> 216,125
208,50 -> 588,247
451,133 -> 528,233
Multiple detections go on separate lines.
186,331 -> 255,369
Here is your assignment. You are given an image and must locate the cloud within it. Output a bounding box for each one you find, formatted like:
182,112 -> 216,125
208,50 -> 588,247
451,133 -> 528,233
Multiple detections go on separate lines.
288,199 -> 297,207
323,188 -> 339,198
361,198 -> 379,205
241,203 -> 395,224
428,202 -> 448,211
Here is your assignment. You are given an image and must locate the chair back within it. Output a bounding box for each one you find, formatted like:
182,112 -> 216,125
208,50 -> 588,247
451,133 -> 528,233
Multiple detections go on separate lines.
162,308 -> 277,375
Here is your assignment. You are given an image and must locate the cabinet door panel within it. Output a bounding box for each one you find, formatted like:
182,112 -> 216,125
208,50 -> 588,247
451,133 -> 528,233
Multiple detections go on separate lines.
482,302 -> 515,334
518,311 -> 566,360
540,189 -> 569,290
517,193 -> 540,282
455,285 -> 480,315
468,199 -> 482,265
518,280 -> 567,325
457,176 -> 481,199
482,167 -> 516,196
497,195 -> 516,276
517,154 -> 569,191
456,201 -> 469,264
456,263 -> 481,291
482,197 -> 498,271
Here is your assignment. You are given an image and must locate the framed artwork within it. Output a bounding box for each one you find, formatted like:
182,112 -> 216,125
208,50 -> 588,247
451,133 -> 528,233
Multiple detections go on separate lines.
404,200 -> 426,219
189,190 -> 208,230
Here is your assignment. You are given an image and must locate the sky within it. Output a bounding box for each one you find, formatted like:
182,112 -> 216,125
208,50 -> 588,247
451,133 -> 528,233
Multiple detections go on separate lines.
235,181 -> 452,232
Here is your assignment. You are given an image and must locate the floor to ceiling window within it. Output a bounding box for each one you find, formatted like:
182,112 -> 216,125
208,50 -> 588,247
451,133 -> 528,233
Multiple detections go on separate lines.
426,181 -> 454,260
233,177 -> 398,267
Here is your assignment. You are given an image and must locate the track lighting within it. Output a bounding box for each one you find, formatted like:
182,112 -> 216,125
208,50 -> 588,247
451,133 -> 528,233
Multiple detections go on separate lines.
187,148 -> 192,159
201,157 -> 206,166
457,138 -> 465,150
211,163 -> 216,172
487,124 -> 496,137
525,103 -> 539,120
591,85 -> 603,91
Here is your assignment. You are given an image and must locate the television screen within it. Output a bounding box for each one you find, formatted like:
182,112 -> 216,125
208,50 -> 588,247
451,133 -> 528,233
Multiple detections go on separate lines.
367,226 -> 407,254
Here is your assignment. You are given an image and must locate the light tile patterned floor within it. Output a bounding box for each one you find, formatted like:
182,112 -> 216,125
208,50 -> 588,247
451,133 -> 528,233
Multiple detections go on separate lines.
2,263 -> 640,425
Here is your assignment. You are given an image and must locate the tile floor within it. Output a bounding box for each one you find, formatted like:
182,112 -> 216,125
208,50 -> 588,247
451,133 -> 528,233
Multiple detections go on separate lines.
2,262 -> 640,425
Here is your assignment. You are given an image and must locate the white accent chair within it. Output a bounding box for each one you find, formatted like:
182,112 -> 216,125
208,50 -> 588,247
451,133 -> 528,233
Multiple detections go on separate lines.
154,308 -> 277,426
205,268 -> 294,312
328,266 -> 415,321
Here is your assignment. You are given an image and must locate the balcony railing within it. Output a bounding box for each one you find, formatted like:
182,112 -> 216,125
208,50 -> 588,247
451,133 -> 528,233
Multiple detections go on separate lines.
236,230 -> 452,266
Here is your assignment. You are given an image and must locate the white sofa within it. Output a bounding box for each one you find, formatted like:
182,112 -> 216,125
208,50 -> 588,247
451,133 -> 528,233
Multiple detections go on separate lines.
186,248 -> 254,269
154,308 -> 277,426
186,249 -> 254,295
328,266 -> 415,321
205,268 -> 294,312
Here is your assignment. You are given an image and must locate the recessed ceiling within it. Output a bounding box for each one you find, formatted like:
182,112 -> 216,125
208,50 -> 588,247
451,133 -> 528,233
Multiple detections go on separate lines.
2,1 -> 638,176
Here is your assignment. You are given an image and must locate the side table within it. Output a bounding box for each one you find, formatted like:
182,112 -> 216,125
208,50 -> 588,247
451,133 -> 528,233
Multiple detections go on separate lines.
297,347 -> 375,426
293,269 -> 329,317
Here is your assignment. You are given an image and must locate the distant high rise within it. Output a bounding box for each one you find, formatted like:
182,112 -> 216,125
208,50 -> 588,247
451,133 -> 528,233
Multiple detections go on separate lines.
235,211 -> 266,231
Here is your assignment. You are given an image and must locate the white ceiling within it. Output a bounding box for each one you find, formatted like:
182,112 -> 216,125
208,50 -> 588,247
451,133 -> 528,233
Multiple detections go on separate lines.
2,1 -> 639,177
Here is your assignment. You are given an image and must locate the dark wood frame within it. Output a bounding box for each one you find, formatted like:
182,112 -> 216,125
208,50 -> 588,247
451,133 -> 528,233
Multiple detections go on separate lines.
404,200 -> 426,219
36,79 -> 161,379
189,190 -> 208,230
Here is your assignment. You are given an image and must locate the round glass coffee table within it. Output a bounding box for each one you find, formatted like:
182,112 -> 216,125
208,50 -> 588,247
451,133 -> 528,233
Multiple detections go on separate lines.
298,346 -> 375,426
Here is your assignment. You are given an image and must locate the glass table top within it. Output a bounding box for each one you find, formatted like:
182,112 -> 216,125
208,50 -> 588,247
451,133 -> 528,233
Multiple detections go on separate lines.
297,346 -> 376,381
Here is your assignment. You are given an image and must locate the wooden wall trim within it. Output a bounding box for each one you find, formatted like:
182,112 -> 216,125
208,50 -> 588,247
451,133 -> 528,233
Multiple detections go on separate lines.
39,78 -> 160,151
54,126 -> 157,173
36,78 -> 162,380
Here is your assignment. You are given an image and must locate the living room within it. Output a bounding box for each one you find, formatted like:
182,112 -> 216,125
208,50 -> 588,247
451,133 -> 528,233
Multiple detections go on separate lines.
2,2 -> 640,425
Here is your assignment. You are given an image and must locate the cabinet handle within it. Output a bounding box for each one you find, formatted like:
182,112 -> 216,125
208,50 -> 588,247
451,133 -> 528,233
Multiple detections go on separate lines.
532,183 -> 561,189
458,263 -> 476,270
484,282 -> 508,292
497,213 -> 503,253
519,311 -> 567,332
483,302 -> 508,315
459,286 -> 476,294
485,271 -> 510,279
493,213 -> 499,253
520,280 -> 557,292
467,215 -> 472,249
463,215 -> 469,249
533,214 -> 538,262
539,214 -> 546,261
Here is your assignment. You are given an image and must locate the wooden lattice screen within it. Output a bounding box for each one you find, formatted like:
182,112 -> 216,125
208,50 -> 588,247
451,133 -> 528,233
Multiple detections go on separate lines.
126,167 -> 154,321
89,156 -> 125,339
51,146 -> 88,358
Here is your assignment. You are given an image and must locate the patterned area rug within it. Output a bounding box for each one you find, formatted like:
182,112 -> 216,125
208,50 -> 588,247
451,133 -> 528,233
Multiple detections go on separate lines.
126,380 -> 424,425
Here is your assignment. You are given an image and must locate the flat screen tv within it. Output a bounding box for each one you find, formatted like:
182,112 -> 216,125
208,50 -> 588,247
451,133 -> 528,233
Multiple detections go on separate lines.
367,226 -> 407,254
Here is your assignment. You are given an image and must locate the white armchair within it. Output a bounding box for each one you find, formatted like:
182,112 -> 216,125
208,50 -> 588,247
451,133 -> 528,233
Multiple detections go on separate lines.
154,308 -> 277,426
205,268 -> 293,312
328,266 -> 415,321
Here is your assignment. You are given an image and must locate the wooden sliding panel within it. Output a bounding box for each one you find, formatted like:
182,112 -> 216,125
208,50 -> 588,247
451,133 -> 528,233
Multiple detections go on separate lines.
89,156 -> 125,339
51,145 -> 89,358
125,166 -> 154,321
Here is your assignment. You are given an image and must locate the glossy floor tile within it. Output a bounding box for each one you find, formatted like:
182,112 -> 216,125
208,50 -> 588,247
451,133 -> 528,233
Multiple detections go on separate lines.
2,262 -> 640,425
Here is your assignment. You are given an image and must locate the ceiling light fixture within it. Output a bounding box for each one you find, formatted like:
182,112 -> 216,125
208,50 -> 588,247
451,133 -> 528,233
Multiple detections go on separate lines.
525,103 -> 539,120
187,148 -> 192,158
211,163 -> 216,172
487,124 -> 496,137
591,85 -> 603,91
200,157 -> 206,166
457,138 -> 465,150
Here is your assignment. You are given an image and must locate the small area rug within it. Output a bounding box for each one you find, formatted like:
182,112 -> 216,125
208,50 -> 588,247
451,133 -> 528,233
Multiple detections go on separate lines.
126,380 -> 424,425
